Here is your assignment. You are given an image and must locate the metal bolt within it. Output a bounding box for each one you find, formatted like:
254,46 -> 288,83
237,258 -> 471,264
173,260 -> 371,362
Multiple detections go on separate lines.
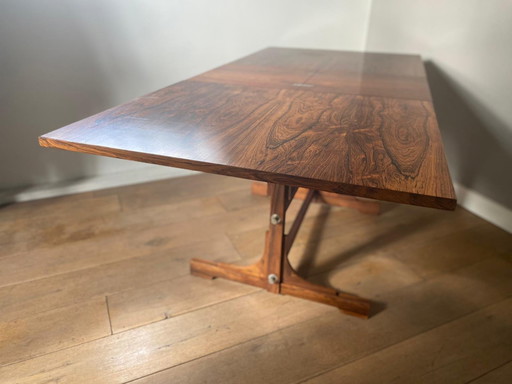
268,274 -> 279,284
270,214 -> 281,225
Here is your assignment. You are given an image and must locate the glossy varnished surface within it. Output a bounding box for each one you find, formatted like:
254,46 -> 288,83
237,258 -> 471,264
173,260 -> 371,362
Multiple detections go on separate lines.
39,47 -> 456,209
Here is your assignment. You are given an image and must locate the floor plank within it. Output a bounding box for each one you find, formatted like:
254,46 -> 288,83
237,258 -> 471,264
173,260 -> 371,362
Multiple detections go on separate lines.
113,173 -> 249,211
307,254 -> 423,298
468,360 -> 512,384
0,194 -> 121,250
1,195 -> 226,256
107,275 -> 260,333
0,293 -> 332,384
124,257 -> 512,384
0,173 -> 510,384
0,193 -> 272,288
0,192 -> 118,224
0,297 -> 111,367
393,222 -> 512,278
301,297 -> 512,384
0,236 -> 240,323
0,197 -> 230,287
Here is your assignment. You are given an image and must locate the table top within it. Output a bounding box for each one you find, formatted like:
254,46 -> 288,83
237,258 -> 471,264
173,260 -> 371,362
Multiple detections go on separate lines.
39,47 -> 456,210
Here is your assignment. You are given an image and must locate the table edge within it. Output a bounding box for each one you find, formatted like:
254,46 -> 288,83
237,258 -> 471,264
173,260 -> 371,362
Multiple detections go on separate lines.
39,136 -> 457,211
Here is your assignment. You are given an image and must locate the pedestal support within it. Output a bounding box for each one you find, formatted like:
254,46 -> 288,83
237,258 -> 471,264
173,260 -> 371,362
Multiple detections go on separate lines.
190,183 -> 371,318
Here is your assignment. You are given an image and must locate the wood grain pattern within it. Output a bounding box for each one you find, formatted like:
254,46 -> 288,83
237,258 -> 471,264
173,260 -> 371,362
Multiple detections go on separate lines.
0,293 -> 333,383
107,275 -> 259,334
469,361 -> 512,384
0,298 -> 110,366
303,298 -> 512,384
0,237 -> 241,324
39,47 -> 456,210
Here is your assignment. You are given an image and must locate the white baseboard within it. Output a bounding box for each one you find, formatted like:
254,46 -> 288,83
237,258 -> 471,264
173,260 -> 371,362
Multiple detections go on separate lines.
2,169 -> 510,234
454,183 -> 512,234
0,166 -> 196,205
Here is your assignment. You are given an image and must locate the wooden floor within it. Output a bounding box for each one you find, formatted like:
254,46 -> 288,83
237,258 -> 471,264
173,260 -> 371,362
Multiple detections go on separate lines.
0,173 -> 511,384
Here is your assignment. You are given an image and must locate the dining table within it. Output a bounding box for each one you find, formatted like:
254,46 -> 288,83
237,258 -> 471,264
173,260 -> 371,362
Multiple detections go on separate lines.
39,47 -> 456,318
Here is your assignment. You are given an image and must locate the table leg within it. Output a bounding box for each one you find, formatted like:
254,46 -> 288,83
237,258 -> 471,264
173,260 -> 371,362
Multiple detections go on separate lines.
190,183 -> 371,318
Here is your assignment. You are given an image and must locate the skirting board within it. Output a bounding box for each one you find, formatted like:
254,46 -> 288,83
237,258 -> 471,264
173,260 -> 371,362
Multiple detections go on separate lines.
1,168 -> 510,234
0,166 -> 196,205
454,183 -> 512,234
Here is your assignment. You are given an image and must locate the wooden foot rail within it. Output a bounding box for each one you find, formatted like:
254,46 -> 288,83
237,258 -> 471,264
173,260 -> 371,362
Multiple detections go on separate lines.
190,183 -> 371,318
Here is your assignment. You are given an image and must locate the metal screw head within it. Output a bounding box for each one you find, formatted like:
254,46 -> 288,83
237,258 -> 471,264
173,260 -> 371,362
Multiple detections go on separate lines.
268,274 -> 279,284
270,214 -> 281,225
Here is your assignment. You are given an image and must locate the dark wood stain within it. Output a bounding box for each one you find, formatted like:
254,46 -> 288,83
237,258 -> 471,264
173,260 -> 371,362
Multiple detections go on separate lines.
39,47 -> 456,209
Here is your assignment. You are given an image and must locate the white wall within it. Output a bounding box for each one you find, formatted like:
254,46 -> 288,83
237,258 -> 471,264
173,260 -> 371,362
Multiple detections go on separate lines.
366,0 -> 512,214
3,0 -> 510,231
0,0 -> 371,192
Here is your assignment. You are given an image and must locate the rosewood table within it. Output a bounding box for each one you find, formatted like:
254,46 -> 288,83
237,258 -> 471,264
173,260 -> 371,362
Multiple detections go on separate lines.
39,47 -> 456,318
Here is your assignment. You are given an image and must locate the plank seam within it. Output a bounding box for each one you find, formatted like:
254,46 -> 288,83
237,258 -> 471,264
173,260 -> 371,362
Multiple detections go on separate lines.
464,358 -> 512,384
105,296 -> 114,335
